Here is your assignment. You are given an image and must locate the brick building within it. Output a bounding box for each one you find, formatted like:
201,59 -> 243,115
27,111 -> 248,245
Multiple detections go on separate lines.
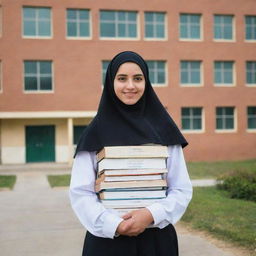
0,0 -> 255,164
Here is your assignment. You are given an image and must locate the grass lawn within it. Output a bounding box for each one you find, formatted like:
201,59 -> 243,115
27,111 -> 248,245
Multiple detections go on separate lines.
187,159 -> 256,179
0,175 -> 16,189
47,174 -> 71,187
181,187 -> 256,253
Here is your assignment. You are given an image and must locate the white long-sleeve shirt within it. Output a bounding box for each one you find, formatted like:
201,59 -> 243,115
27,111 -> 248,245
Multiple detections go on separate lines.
69,145 -> 193,239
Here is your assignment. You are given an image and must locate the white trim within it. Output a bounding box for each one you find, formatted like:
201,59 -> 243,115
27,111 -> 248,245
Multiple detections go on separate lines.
0,6 -> 2,37
213,39 -> 236,43
151,83 -> 168,87
214,84 -> 236,87
179,38 -> 203,42
215,129 -> 237,133
246,83 -> 256,87
0,60 -> 2,93
99,37 -> 140,41
244,40 -> 256,43
247,129 -> 256,133
182,130 -> 205,134
0,111 -> 97,119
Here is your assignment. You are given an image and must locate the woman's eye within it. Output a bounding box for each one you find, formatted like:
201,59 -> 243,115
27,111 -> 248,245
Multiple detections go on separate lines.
134,77 -> 143,81
118,77 -> 126,81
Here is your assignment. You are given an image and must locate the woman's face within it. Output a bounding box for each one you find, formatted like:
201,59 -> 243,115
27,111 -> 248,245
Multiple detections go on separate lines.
114,62 -> 146,105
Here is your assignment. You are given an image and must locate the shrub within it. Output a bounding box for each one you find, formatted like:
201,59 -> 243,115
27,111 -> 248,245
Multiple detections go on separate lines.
217,170 -> 256,202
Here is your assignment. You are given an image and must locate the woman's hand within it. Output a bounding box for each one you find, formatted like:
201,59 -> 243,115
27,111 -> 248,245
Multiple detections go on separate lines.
116,208 -> 154,236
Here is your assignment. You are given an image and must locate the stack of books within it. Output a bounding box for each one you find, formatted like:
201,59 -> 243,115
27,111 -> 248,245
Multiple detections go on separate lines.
95,145 -> 169,215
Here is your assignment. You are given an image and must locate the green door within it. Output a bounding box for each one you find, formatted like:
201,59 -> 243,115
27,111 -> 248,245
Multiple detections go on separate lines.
26,125 -> 55,163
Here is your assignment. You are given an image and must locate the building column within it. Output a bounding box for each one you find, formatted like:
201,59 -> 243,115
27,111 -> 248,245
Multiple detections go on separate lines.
67,118 -> 74,166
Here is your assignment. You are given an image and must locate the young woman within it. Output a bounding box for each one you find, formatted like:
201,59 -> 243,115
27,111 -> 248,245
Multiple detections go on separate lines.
69,51 -> 192,256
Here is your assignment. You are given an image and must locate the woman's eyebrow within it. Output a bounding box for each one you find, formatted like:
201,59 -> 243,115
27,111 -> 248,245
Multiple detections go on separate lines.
116,73 -> 144,77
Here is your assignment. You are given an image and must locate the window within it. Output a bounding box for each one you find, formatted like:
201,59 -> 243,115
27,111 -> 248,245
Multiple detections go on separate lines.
0,6 -> 2,37
214,61 -> 234,85
214,15 -> 233,40
23,7 -> 51,37
216,107 -> 235,130
245,16 -> 256,40
24,61 -> 52,91
246,61 -> 256,85
146,61 -> 166,85
144,12 -> 166,39
100,10 -> 137,38
67,9 -> 90,38
102,61 -> 110,84
182,107 -> 203,131
180,61 -> 202,85
247,107 -> 256,129
180,14 -> 201,40
0,60 -> 2,91
73,126 -> 87,144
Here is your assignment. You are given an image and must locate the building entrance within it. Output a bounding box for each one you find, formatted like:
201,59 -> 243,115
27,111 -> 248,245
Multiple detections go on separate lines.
25,125 -> 55,163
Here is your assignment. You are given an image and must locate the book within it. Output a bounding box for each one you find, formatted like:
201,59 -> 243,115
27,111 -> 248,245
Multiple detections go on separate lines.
97,168 -> 168,177
102,198 -> 163,209
97,145 -> 168,161
97,173 -> 164,182
95,179 -> 167,192
115,208 -> 142,216
98,158 -> 166,172
99,189 -> 166,200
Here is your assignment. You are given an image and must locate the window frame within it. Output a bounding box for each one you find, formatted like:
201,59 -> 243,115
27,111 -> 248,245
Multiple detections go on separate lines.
179,13 -> 203,41
22,6 -> 52,39
144,11 -> 167,41
99,10 -> 139,40
66,8 -> 92,40
247,106 -> 256,132
0,60 -> 2,93
101,60 -> 110,86
213,14 -> 235,42
0,6 -> 2,37
23,60 -> 54,93
146,60 -> 168,87
215,107 -> 237,133
246,61 -> 256,87
214,61 -> 236,87
245,15 -> 256,42
180,60 -> 203,87
181,107 -> 204,133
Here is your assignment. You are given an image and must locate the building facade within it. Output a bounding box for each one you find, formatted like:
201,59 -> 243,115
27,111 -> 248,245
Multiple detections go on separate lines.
0,0 -> 255,164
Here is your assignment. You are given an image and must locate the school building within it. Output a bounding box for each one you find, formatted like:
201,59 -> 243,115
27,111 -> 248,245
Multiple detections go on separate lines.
0,0 -> 255,164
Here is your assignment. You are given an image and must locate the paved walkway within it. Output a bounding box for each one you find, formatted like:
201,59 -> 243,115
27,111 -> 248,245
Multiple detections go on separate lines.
0,165 -> 244,256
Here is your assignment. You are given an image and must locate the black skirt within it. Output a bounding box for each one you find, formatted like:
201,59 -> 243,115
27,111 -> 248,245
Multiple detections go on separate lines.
82,224 -> 178,256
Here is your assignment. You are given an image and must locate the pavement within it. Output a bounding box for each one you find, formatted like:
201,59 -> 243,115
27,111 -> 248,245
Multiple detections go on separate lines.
0,164 -> 245,256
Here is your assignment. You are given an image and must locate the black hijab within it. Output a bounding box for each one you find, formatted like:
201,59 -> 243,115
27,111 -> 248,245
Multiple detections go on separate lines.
75,51 -> 188,155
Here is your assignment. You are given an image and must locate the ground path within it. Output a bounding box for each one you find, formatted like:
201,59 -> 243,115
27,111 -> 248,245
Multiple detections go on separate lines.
0,164 -> 251,256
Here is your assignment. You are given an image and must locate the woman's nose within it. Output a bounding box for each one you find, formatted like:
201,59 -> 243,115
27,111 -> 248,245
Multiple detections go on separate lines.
126,79 -> 135,89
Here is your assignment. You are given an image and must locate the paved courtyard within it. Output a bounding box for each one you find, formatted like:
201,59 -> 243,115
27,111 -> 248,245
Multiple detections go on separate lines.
0,165 -> 246,256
